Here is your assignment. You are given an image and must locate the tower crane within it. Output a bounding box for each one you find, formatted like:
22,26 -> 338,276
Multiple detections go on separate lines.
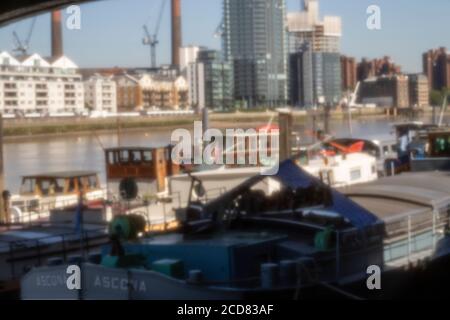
12,17 -> 37,56
213,19 -> 224,38
143,0 -> 167,69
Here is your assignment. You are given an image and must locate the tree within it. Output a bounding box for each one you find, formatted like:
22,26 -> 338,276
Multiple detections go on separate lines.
430,88 -> 450,106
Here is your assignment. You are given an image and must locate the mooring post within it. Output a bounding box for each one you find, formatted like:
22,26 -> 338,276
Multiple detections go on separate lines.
0,113 -> 7,224
278,109 -> 293,161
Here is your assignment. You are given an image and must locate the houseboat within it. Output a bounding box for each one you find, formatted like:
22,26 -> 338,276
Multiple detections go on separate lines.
21,160 -> 449,300
385,122 -> 450,173
0,204 -> 109,297
9,171 -> 105,223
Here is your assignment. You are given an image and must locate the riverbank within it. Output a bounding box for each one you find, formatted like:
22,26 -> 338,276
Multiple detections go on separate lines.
0,107 -> 428,142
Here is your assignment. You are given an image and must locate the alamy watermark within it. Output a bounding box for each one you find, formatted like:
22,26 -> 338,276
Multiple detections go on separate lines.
170,122 -> 280,176
367,5 -> 381,30
366,265 -> 381,290
66,5 -> 82,30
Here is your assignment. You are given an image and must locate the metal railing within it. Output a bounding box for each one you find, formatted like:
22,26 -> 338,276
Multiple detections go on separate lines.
333,206 -> 450,281
9,190 -> 107,225
0,226 -> 108,280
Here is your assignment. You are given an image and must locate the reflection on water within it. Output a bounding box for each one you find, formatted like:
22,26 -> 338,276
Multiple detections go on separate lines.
2,116 -> 438,192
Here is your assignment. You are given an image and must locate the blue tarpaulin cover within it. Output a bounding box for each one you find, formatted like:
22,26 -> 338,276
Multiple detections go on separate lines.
274,160 -> 380,229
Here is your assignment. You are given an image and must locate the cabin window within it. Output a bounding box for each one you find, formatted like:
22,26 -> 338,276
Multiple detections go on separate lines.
165,149 -> 170,161
68,178 -> 77,193
77,178 -> 83,192
108,151 -> 116,165
20,178 -> 36,194
88,175 -> 98,189
119,150 -> 130,163
350,168 -> 362,181
130,151 -> 142,163
53,179 -> 65,194
383,146 -> 389,156
143,151 -> 153,163
80,177 -> 88,191
40,180 -> 52,196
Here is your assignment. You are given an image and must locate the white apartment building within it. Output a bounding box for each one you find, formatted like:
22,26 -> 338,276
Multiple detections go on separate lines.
84,74 -> 117,113
187,62 -> 205,110
179,45 -> 204,74
0,51 -> 84,115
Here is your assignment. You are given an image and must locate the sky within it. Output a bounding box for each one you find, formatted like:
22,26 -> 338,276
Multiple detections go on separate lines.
0,0 -> 449,73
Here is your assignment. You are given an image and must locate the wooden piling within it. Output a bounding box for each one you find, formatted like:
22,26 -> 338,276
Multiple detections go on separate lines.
0,114 -> 7,223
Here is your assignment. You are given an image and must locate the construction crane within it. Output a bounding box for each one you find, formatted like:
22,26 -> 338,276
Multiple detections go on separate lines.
12,17 -> 37,56
143,0 -> 167,69
213,19 -> 224,38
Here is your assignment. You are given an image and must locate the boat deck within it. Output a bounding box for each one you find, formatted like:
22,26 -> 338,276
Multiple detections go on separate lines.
340,171 -> 450,221
0,223 -> 107,254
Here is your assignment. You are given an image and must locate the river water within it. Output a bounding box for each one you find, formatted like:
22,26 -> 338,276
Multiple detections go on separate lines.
3,116 -> 435,193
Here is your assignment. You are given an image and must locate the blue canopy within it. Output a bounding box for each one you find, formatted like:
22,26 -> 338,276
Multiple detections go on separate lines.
274,160 -> 380,229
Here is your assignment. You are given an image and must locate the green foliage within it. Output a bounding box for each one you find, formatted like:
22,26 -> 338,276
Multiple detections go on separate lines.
430,88 -> 450,106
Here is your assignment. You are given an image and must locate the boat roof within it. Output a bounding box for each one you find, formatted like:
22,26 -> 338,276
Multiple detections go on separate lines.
104,146 -> 169,152
337,134 -> 396,143
22,171 -> 98,179
340,171 -> 450,221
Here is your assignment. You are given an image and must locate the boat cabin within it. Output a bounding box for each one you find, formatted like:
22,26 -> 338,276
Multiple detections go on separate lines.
19,171 -> 101,197
324,138 -> 398,175
104,146 -> 180,192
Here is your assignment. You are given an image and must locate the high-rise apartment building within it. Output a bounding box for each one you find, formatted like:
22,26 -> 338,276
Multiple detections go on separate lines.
187,49 -> 233,111
286,0 -> 341,54
423,47 -> 450,91
290,44 -> 341,108
287,0 -> 342,108
0,51 -> 84,115
223,0 -> 287,107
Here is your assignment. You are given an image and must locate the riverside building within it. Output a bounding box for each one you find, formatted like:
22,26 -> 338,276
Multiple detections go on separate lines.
0,51 -> 84,115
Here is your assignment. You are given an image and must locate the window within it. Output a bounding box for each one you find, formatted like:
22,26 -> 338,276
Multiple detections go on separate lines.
130,151 -> 142,163
39,179 -> 51,196
54,179 -> 65,193
88,175 -> 98,189
350,168 -> 362,181
120,150 -> 129,163
143,151 -> 153,162
108,151 -> 116,164
20,178 -> 36,194
68,178 -> 77,193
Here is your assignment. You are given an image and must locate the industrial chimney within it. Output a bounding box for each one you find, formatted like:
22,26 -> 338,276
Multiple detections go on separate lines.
51,10 -> 63,58
171,0 -> 182,69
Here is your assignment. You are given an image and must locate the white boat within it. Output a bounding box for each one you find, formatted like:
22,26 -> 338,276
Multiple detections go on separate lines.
301,152 -> 378,187
9,171 -> 106,224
